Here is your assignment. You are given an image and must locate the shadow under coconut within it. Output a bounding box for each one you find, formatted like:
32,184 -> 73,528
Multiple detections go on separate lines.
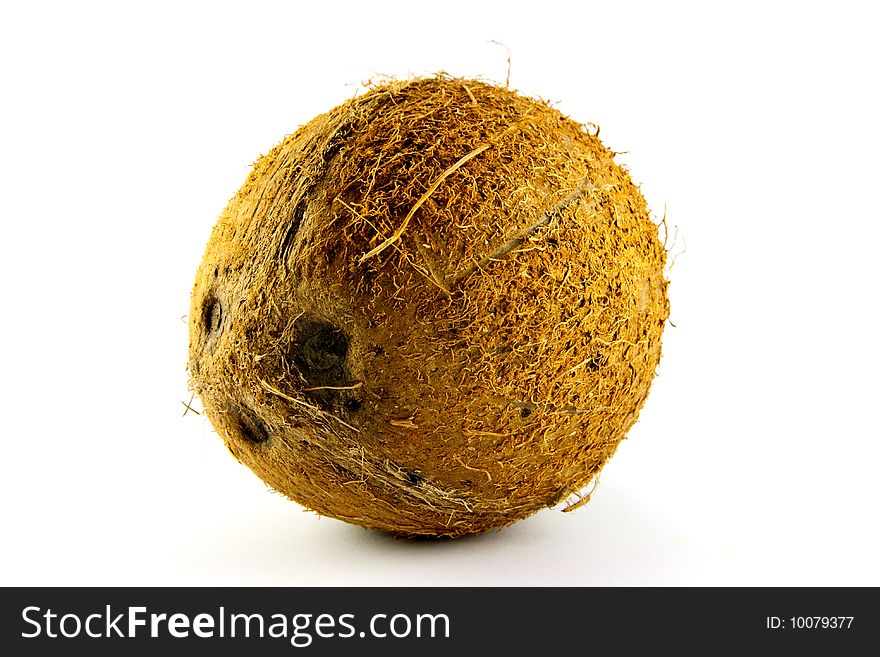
303,485 -> 702,585
341,520 -> 529,551
165,484 -> 704,586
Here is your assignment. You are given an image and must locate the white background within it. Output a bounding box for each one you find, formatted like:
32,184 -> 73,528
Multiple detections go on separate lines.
1,0 -> 877,586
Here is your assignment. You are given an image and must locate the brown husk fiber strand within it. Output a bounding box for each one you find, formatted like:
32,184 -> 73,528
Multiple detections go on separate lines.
188,75 -> 669,537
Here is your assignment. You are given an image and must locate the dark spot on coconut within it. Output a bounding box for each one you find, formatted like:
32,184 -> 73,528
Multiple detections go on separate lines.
373,345 -> 384,356
291,316 -> 352,410
279,198 -> 306,264
344,397 -> 362,412
213,266 -> 219,278
203,297 -> 223,334
299,321 -> 348,372
586,355 -> 602,372
229,404 -> 269,444
404,470 -> 423,486
520,406 -> 533,418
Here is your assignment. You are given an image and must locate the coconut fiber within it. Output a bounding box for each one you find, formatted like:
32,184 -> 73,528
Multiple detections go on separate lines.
188,75 -> 669,537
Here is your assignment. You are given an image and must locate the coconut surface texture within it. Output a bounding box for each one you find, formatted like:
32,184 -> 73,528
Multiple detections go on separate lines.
188,76 -> 668,537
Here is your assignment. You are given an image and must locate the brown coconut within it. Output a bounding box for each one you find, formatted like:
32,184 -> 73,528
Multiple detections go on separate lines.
187,75 -> 668,537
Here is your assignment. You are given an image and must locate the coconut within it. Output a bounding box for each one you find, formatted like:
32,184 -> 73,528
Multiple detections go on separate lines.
188,75 -> 668,537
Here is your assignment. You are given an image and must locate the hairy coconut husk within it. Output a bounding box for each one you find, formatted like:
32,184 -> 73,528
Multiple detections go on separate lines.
188,75 -> 668,537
